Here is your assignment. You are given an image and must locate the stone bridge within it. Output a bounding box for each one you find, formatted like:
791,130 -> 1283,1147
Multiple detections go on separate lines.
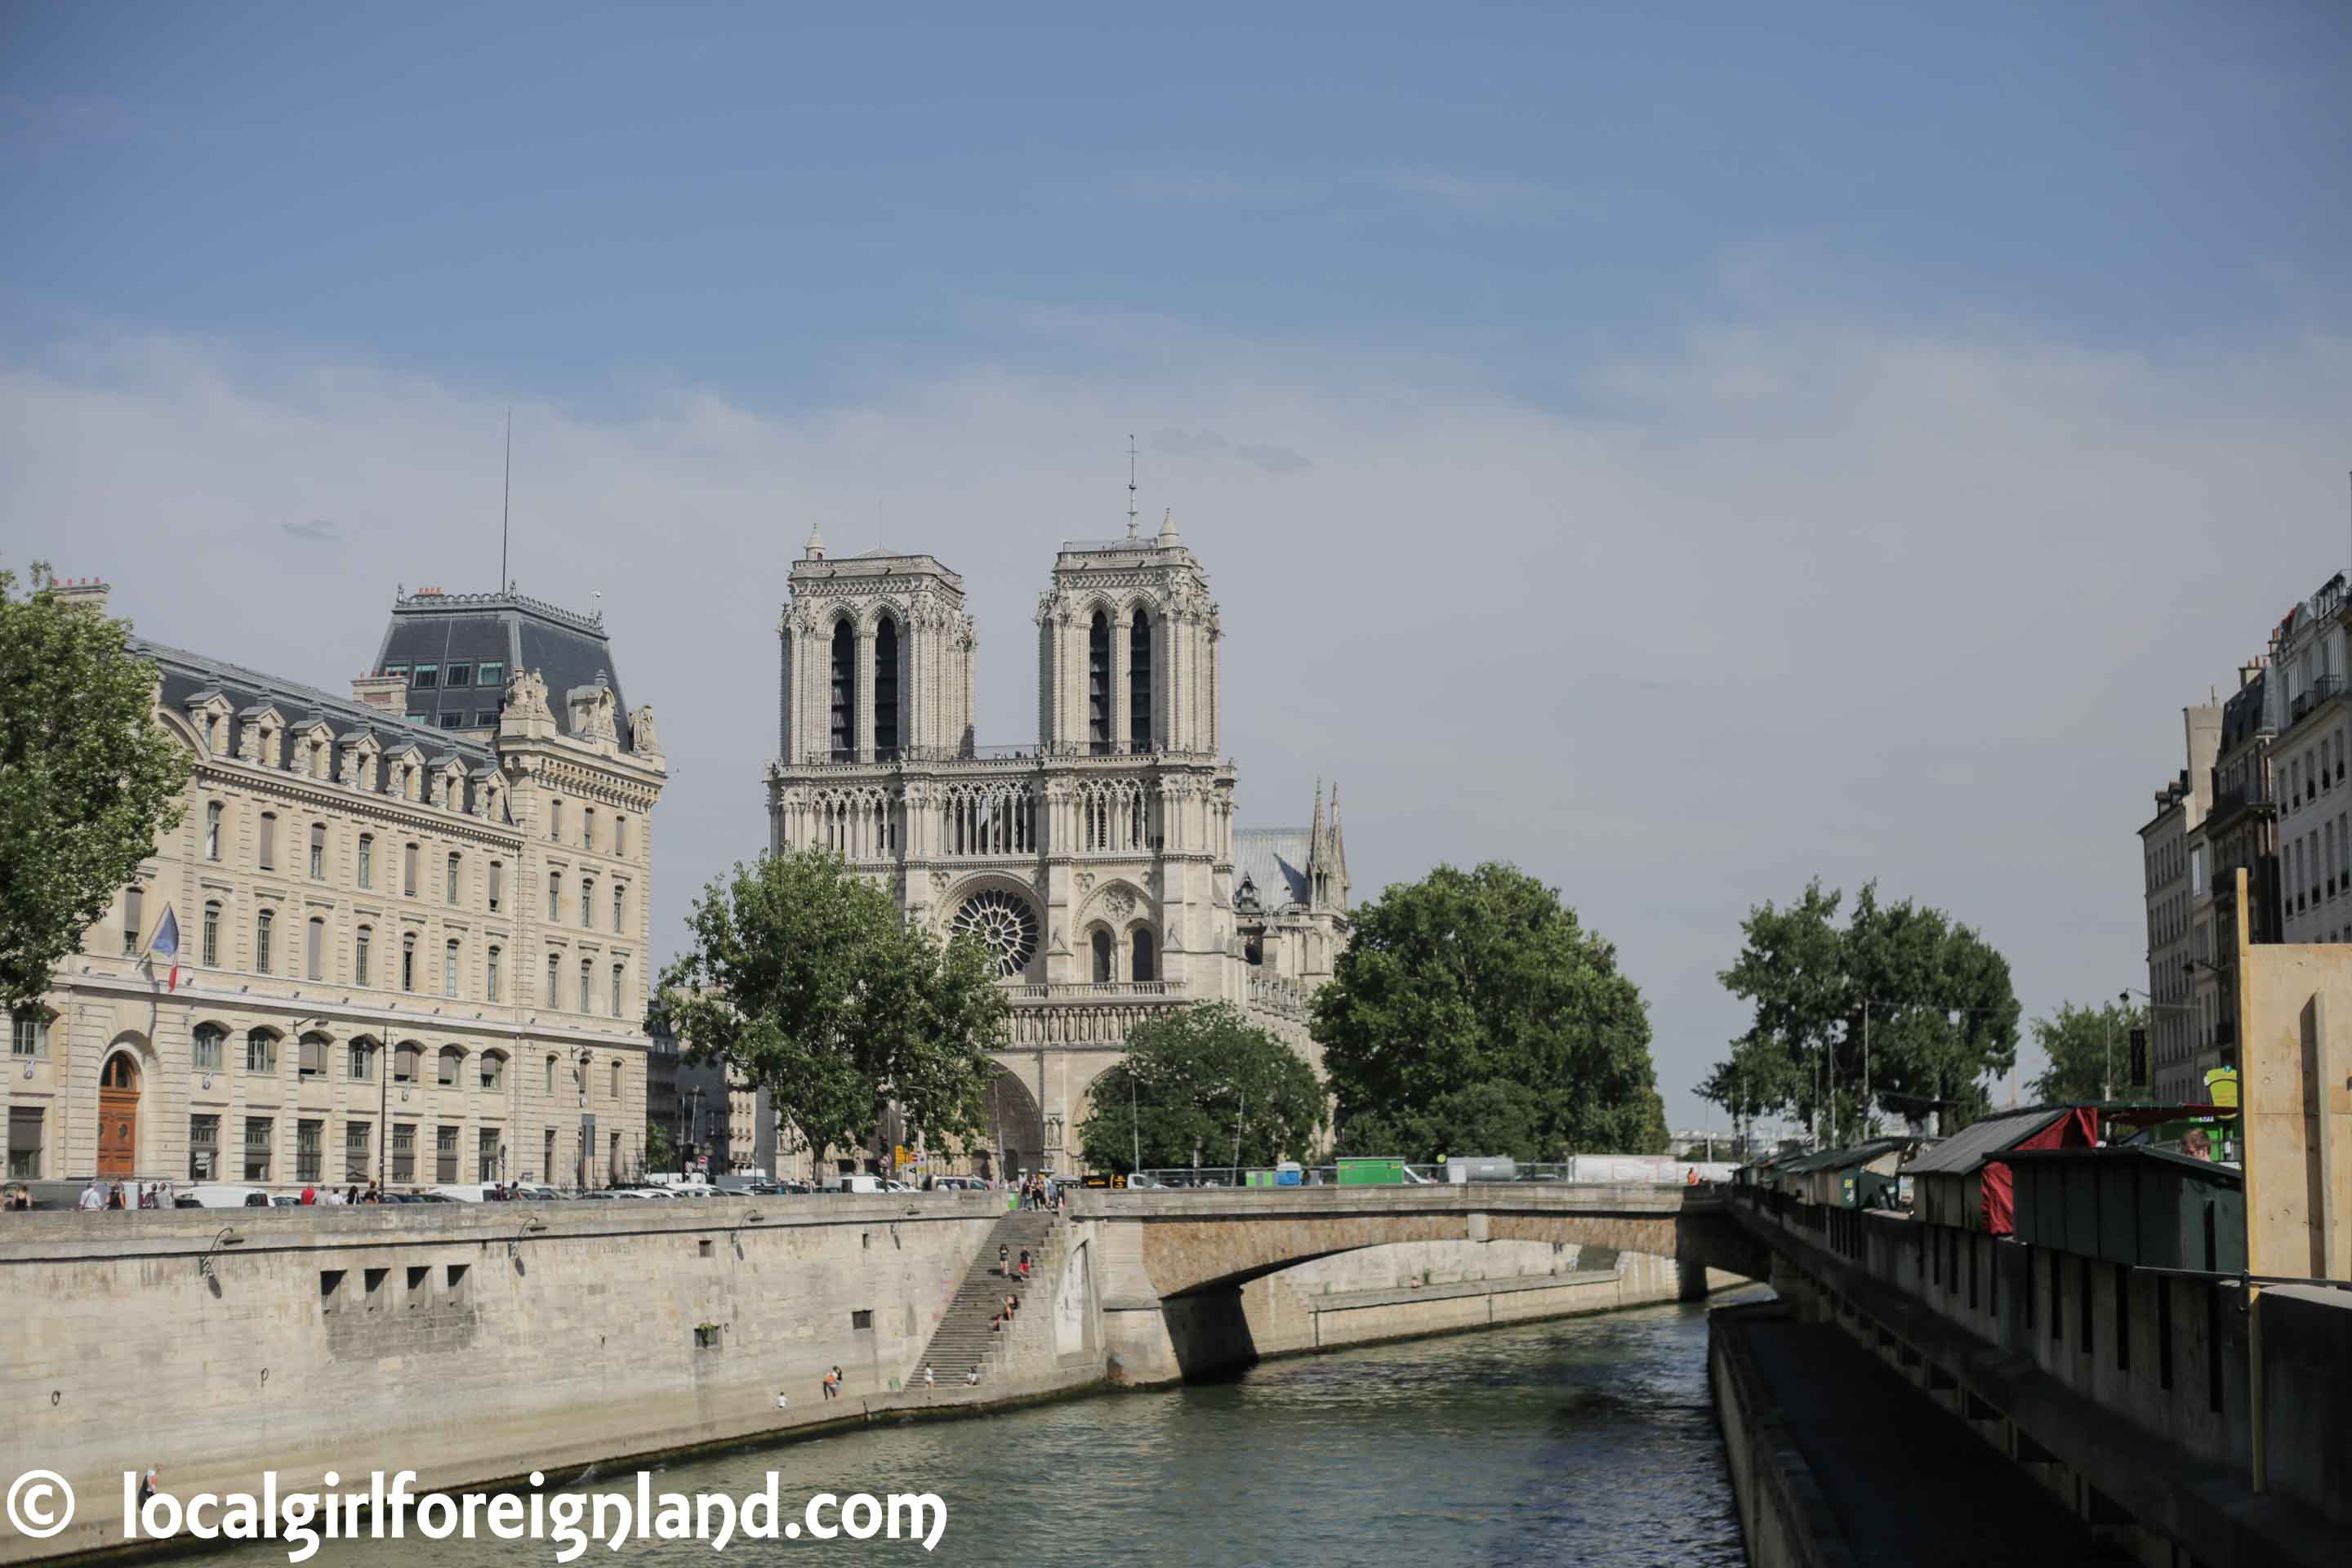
1064,1183 -> 1771,1383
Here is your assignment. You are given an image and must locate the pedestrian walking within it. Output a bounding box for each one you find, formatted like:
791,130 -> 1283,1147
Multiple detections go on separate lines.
78,1178 -> 105,1211
998,1242 -> 1010,1277
300,1183 -> 317,1205
922,1365 -> 936,1400
107,1182 -> 127,1209
1018,1248 -> 1031,1280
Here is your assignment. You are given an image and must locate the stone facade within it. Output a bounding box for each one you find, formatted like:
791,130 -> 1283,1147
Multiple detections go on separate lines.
3,583 -> 666,1193
2139,702 -> 2219,1102
764,519 -> 1351,1175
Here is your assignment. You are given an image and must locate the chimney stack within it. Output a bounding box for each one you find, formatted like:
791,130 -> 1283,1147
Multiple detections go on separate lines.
51,577 -> 112,616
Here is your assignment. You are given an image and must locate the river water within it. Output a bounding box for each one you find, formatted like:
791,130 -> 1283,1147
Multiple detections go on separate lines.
176,1299 -> 1747,1568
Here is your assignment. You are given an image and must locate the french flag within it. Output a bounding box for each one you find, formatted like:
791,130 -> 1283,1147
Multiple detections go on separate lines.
150,905 -> 180,993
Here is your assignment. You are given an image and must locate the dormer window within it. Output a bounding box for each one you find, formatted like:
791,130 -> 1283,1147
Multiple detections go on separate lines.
448,663 -> 472,688
412,664 -> 439,690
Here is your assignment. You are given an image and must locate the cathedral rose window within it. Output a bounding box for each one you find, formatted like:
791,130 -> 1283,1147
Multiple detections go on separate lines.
953,889 -> 1039,977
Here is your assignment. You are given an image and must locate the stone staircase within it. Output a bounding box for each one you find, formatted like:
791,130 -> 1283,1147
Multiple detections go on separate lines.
912,1208 -> 1063,1393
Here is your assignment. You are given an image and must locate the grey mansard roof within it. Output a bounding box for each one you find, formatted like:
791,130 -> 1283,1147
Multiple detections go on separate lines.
131,635 -> 511,820
371,587 -> 633,750
1233,828 -> 1312,911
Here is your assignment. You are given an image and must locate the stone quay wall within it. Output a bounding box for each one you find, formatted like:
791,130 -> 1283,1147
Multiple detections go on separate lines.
1238,1240 -> 1745,1356
0,1196 -> 1045,1565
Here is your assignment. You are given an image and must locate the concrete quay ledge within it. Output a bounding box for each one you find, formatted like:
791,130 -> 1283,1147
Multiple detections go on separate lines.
1070,1180 -> 1691,1220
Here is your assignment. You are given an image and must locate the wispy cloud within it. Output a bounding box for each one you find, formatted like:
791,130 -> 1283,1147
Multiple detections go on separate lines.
1374,167 -> 1602,221
4,310 -> 2345,1125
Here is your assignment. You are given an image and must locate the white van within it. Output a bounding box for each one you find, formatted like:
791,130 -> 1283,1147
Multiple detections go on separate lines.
177,1183 -> 274,1209
835,1174 -> 883,1195
428,1184 -> 497,1203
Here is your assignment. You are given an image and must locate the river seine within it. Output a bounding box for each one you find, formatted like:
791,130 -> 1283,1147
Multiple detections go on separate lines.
178,1298 -> 1748,1567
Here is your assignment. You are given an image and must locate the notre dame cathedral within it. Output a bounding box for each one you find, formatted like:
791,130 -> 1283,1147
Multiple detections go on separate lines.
765,511 -> 1350,1177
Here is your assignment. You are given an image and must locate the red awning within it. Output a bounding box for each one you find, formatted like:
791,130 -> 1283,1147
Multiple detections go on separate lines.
1980,1106 -> 2096,1235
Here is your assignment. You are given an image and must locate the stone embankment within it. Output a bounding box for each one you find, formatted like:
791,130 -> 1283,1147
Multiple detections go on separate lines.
1,1193 -> 1728,1565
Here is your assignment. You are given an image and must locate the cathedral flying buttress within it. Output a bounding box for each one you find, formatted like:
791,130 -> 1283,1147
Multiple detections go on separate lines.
764,513 -> 1350,1176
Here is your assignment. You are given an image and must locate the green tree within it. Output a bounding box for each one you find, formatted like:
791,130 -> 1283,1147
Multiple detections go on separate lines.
0,564 -> 189,1008
1330,1080 -> 1547,1164
1313,862 -> 1668,1158
655,849 -> 1008,1158
2029,1000 -> 2143,1104
644,1121 -> 677,1175
1080,1003 -> 1324,1172
1707,879 -> 2020,1140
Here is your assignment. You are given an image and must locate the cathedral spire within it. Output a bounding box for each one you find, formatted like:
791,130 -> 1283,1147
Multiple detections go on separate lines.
804,523 -> 826,560
1308,779 -> 1330,909
1330,780 -> 1350,909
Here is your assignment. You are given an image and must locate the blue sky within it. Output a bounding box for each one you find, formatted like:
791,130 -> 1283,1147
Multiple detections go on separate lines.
5,2 -> 2350,1130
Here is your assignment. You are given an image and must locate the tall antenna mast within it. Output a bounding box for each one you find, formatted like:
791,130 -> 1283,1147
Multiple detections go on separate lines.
500,407 -> 513,591
1126,433 -> 1138,537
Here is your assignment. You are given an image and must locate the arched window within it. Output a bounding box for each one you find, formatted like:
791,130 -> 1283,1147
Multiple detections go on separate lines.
608,1059 -> 621,1099
245,1028 -> 278,1074
550,798 -> 563,841
612,883 -> 626,932
443,938 -> 461,997
544,1054 -> 558,1094
480,1050 -> 506,1091
348,1037 -> 376,1081
486,944 -> 501,1001
438,1045 -> 464,1086
1088,611 -> 1111,755
580,957 -> 593,1012
1091,929 -> 1114,983
306,915 -> 325,980
1129,606 -> 1152,751
357,833 -> 373,889
255,908 -> 274,973
548,872 -> 561,921
611,960 -> 626,1018
581,876 -> 595,929
1132,927 -> 1156,983
393,1040 -> 421,1084
584,806 -> 596,851
102,1054 -> 139,1090
191,1023 -> 225,1071
403,841 -> 418,897
446,851 -> 461,905
202,902 -> 221,967
299,1031 -> 330,1079
354,924 -> 372,986
488,859 -> 504,913
615,814 -> 629,857
204,800 -> 223,861
310,822 -> 327,880
829,618 -> 858,760
546,952 -> 561,1008
400,931 -> 417,991
874,616 -> 900,758
257,812 -> 277,870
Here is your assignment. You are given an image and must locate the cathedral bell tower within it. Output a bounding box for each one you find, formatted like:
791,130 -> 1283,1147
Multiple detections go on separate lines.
777,528 -> 976,765
1035,510 -> 1221,756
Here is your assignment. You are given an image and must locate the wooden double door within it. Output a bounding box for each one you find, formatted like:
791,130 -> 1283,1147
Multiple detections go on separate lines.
97,1054 -> 140,1178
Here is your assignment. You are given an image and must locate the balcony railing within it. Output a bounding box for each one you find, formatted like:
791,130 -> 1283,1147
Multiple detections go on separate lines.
786,742 -> 1223,770
1006,981 -> 1186,1002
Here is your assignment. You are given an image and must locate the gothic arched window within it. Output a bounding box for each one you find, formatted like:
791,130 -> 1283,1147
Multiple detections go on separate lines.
874,617 -> 899,759
1129,607 -> 1152,751
1091,929 -> 1114,983
1087,611 -> 1111,755
1132,927 -> 1156,983
829,618 -> 858,760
